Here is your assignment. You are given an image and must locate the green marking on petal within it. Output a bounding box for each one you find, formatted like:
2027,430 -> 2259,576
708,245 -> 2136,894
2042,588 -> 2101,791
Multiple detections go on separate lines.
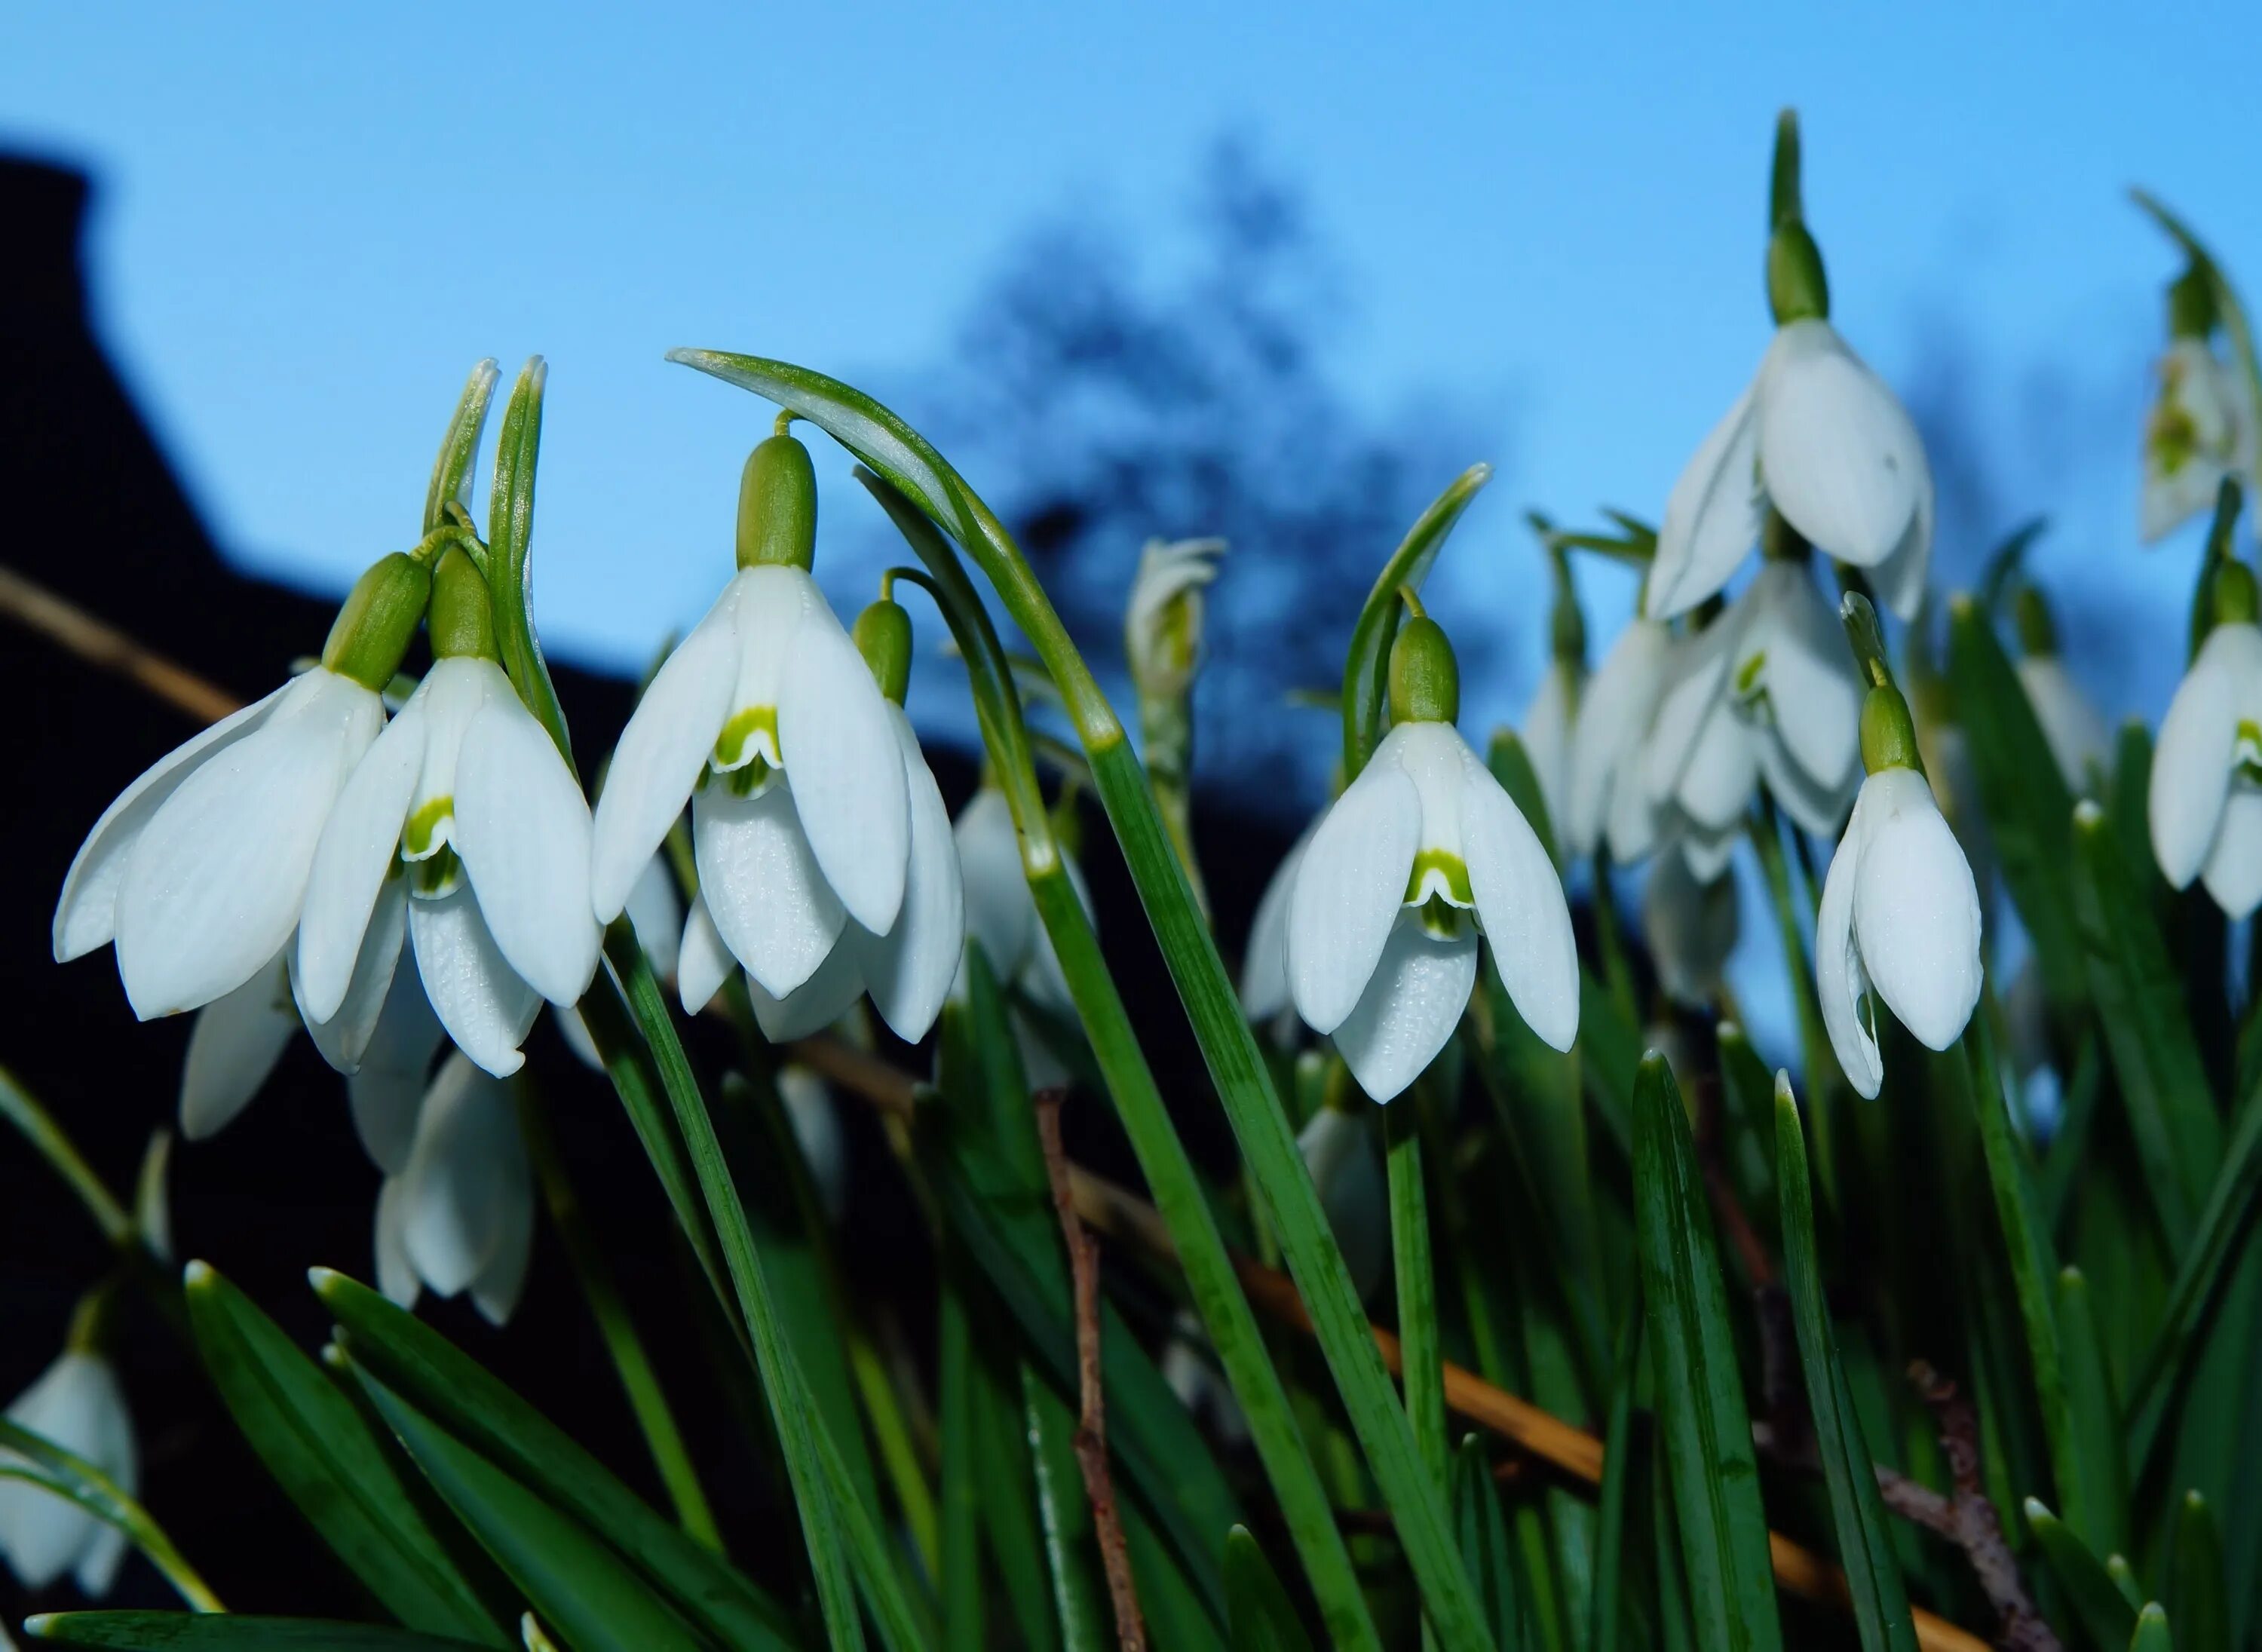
722,754 -> 774,798
1415,894 -> 1469,940
1404,848 -> 1473,908
714,705 -> 780,771
402,795 -> 454,860
1733,648 -> 1767,700
412,842 -> 463,898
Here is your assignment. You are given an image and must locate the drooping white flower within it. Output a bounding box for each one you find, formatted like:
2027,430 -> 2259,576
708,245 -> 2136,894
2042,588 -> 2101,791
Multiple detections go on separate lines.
300,551 -> 598,1080
949,783 -> 1096,1093
1646,561 -> 1862,846
1816,762 -> 1983,1101
2142,337 -> 2258,544
1565,618 -> 1674,863
1125,537 -> 1224,705
1649,320 -> 1933,623
1520,657 -> 1580,841
0,1351 -> 136,1595
1644,852 -> 1739,1008
1239,817 -> 1316,1024
374,1051 -> 534,1326
1286,613 -> 1577,1101
2148,613 -> 2262,918
53,554 -> 432,1020
559,854 -> 683,1068
1296,1104 -> 1387,1302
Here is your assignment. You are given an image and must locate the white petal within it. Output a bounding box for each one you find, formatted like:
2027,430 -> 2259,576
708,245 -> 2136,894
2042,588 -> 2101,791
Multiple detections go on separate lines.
2202,788 -> 2262,919
677,893 -> 734,1016
348,962 -> 446,1174
954,787 -> 1035,983
400,1053 -> 528,1298
296,875 -> 409,1076
1286,758 -> 1421,1035
1643,608 -> 1743,811
778,1066 -> 847,1223
589,582 -> 742,921
469,1189 -> 535,1327
624,856 -> 684,980
1329,912 -> 1479,1102
179,952 -> 298,1139
1297,1106 -> 1387,1303
1240,820 -> 1316,1019
1869,453 -> 1933,621
73,1503 -> 130,1598
556,1005 -> 601,1069
1520,662 -> 1579,834
1644,854 -> 1740,1008
1815,786 -> 1883,1099
54,684 -> 290,963
1760,737 -> 1854,839
409,885 -> 540,1078
374,1177 -> 422,1308
1757,320 -> 1928,567
0,1353 -> 128,1592
1568,621 -> 1672,860
115,673 -> 382,1019
2016,657 -> 2110,795
1675,822 -> 1742,883
296,696 -> 425,1023
1673,703 -> 1761,832
1853,768 -> 1982,1051
777,602 -> 911,936
1752,562 -> 1862,797
455,693 -> 600,1007
693,779 -> 847,999
746,939 -> 866,1041
1650,375 -> 1764,619
1462,746 -> 1580,1052
2150,624 -> 2255,889
847,710 -> 964,1041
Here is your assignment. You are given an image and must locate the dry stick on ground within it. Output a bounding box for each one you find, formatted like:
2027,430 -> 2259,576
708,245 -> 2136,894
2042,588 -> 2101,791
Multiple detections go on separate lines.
1908,1361 -> 2061,1652
0,575 -> 1988,1652
1033,1087 -> 1147,1652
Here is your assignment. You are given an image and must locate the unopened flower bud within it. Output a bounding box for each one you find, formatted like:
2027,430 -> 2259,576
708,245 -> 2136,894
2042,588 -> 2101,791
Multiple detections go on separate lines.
428,546 -> 498,662
735,425 -> 818,572
1387,611 -> 1460,727
321,553 -> 432,692
853,596 -> 913,705
1859,682 -> 1922,777
1125,536 -> 1224,703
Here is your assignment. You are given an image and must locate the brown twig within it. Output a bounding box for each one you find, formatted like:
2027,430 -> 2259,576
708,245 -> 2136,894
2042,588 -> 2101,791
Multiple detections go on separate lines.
0,563 -> 244,724
1033,1089 -> 1146,1652
1908,1362 -> 2060,1652
1752,1419 -> 1957,1537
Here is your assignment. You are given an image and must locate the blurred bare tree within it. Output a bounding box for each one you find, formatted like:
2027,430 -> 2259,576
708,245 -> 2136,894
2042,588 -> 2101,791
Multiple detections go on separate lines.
930,137 -> 1497,809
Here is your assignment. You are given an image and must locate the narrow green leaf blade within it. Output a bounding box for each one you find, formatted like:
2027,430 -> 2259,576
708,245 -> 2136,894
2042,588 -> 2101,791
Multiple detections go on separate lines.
1774,1080 -> 1917,1652
2130,1601 -> 2172,1652
486,357 -> 575,771
1632,1055 -> 1782,1652
1223,1525 -> 1313,1652
2055,1268 -> 2129,1558
2166,1492 -> 2228,1652
182,1264 -> 504,1645
26,1617 -> 493,1650
313,1270 -> 795,1652
424,360 -> 498,536
2024,1497 -> 2138,1650
1451,1436 -> 1523,1650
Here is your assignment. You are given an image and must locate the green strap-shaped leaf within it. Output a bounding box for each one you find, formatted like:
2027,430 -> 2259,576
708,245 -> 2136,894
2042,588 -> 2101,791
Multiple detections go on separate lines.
2024,1497 -> 2138,1650
1586,1306 -> 1640,1652
1774,1081 -> 1917,1652
1020,1368 -> 1109,1652
2070,801 -> 2222,1252
1451,1438 -> 1523,1650
349,1370 -> 713,1652
1223,1526 -> 1313,1652
2165,1492 -> 2228,1652
937,1270 -> 987,1652
313,1272 -> 795,1652
1632,1054 -> 1782,1652
2130,1602 -> 2173,1651
424,360 -> 498,538
25,1616 -> 495,1650
1485,728 -> 1559,870
2055,1268 -> 2129,1559
181,1265 -> 504,1645
1945,593 -> 2085,1015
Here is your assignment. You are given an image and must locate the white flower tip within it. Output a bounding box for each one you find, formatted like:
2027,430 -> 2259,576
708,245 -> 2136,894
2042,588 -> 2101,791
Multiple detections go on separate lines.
182,1258 -> 214,1289
1718,1019 -> 1746,1046
1947,590 -> 1979,623
308,1265 -> 344,1295
2072,799 -> 2106,831
1847,1061 -> 1883,1101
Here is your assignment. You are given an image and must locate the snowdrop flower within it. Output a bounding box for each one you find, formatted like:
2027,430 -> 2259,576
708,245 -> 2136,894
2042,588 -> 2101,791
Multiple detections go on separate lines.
299,549 -> 599,1079
374,1051 -> 534,1326
1286,600 -> 1577,1101
2141,272 -> 2257,543
950,784 -> 1095,1089
1239,816 -> 1316,1024
1565,616 -> 1673,864
593,431 -> 933,1025
2012,587 -> 2109,793
1647,115 -> 1932,623
1816,667 -> 1983,1099
54,553 -> 426,1020
558,854 -> 682,1068
1644,853 -> 1739,1009
2149,562 -> 2262,918
0,1345 -> 136,1595
1646,556 -> 1863,847
1296,1102 -> 1387,1302
677,593 -> 963,1044
1124,536 -> 1224,706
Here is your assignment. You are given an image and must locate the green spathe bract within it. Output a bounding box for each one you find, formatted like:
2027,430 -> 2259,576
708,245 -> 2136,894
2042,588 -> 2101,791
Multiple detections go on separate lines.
322,553 -> 433,693
737,428 -> 818,571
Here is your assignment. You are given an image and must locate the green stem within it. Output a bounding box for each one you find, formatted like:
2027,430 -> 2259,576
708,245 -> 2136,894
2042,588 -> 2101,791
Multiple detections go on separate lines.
514,1085 -> 721,1552
847,1323 -> 941,1581
0,1063 -> 135,1249
1748,799 -> 1839,1207
1387,1099 -> 1447,1650
1589,853 -> 1641,1031
0,1422 -> 222,1612
596,926 -> 866,1652
676,351 -> 1497,1650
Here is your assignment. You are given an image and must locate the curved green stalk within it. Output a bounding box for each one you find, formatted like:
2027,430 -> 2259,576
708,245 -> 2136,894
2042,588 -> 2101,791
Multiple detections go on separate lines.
486,357 -> 575,773
0,1421 -> 222,1612
0,1064 -> 134,1249
866,474 -> 1385,1650
680,352 -> 1494,1648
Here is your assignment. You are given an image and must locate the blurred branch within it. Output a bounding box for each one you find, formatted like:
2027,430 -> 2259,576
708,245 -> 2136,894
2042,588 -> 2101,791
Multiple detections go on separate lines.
0,562 -> 244,722
1909,1361 -> 2061,1652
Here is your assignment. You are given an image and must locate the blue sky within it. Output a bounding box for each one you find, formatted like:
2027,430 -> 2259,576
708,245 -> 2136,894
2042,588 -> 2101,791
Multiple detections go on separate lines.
5,0 -> 2257,741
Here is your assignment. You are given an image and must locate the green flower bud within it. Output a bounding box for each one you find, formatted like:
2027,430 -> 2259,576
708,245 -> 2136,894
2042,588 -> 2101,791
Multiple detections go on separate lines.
2169,265 -> 2217,341
1859,681 -> 1923,776
321,552 -> 431,692
1767,220 -> 1830,325
428,545 -> 498,661
1388,615 -> 1460,727
853,596 -> 913,705
736,428 -> 818,572
2012,585 -> 2059,657
2217,559 -> 2259,627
